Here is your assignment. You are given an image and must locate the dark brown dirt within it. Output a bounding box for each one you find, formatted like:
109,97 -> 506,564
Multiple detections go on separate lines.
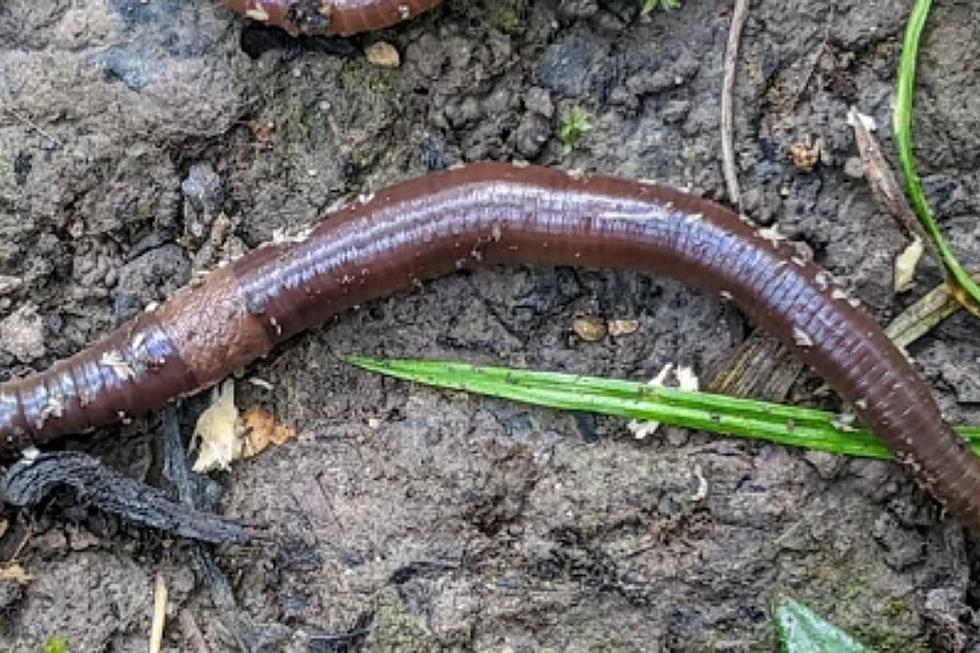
1,0 -> 980,651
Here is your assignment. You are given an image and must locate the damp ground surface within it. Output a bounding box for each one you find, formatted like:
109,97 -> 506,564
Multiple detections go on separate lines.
2,1 -> 980,651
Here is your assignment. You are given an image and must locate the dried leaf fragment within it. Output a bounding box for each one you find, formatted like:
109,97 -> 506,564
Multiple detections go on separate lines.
675,366 -> 699,391
894,237 -> 924,293
0,563 -> 30,585
192,380 -> 242,473
242,406 -> 297,458
628,363 -> 700,439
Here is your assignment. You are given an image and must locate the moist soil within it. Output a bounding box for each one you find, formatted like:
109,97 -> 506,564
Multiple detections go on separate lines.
2,1 -> 980,651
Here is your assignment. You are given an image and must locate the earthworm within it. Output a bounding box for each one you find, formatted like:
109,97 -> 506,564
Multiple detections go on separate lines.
220,0 -> 443,36
2,162 -> 979,531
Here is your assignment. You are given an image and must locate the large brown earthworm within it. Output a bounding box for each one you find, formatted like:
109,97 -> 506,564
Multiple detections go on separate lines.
221,0 -> 443,36
1,162 -> 978,529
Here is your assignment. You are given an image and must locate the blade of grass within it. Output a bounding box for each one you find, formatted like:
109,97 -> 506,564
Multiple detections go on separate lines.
894,0 -> 980,315
348,357 -> 980,460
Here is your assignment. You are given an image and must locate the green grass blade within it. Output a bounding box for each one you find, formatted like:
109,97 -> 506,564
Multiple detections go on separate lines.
894,0 -> 980,312
775,599 -> 871,653
348,357 -> 980,460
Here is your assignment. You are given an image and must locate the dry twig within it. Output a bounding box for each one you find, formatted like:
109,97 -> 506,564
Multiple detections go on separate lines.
721,0 -> 750,207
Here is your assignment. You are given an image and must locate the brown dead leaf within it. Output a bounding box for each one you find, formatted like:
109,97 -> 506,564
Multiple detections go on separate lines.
242,406 -> 297,458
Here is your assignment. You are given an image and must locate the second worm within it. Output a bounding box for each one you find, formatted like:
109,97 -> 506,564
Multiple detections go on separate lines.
221,0 -> 444,35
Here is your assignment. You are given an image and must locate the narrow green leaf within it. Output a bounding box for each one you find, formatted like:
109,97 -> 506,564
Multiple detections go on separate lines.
347,357 -> 980,459
775,599 -> 870,653
894,0 -> 980,313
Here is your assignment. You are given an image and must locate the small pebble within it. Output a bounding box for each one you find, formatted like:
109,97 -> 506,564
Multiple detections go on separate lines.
365,41 -> 400,68
0,275 -> 22,297
573,315 -> 607,342
843,156 -> 865,180
789,142 -> 820,173
661,99 -> 690,124
524,87 -> 555,118
0,304 -> 45,362
608,319 -> 640,337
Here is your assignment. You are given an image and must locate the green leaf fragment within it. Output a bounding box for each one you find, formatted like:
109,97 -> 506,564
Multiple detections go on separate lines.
44,636 -> 70,653
642,0 -> 682,15
559,107 -> 592,153
775,599 -> 871,653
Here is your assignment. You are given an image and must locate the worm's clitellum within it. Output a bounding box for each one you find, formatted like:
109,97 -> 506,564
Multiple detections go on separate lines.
1,163 -> 979,529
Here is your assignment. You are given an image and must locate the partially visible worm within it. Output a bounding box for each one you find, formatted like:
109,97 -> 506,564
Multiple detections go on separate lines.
2,162 -> 979,531
221,0 -> 443,36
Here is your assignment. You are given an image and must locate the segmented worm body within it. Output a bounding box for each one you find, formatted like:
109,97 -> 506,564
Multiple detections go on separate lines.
221,0 -> 443,35
2,163 -> 979,530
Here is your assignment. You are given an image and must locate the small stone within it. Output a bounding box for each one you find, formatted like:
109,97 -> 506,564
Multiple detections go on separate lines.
67,527 -> 101,552
31,528 -> 68,553
524,87 -> 554,118
365,41 -> 400,68
252,120 -> 276,143
940,363 -> 980,404
0,275 -> 22,297
0,579 -> 23,610
802,450 -> 844,479
661,99 -> 690,124
572,315 -> 607,342
0,304 -> 45,362
515,114 -> 550,159
181,163 -> 224,244
608,319 -> 640,337
843,156 -> 865,180
789,141 -> 820,173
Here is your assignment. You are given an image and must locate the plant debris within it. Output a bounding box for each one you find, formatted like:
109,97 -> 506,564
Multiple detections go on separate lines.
192,380 -> 243,473
628,363 -> 700,439
0,563 -> 30,585
242,406 -> 297,458
894,237 -> 924,293
0,452 -> 248,544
